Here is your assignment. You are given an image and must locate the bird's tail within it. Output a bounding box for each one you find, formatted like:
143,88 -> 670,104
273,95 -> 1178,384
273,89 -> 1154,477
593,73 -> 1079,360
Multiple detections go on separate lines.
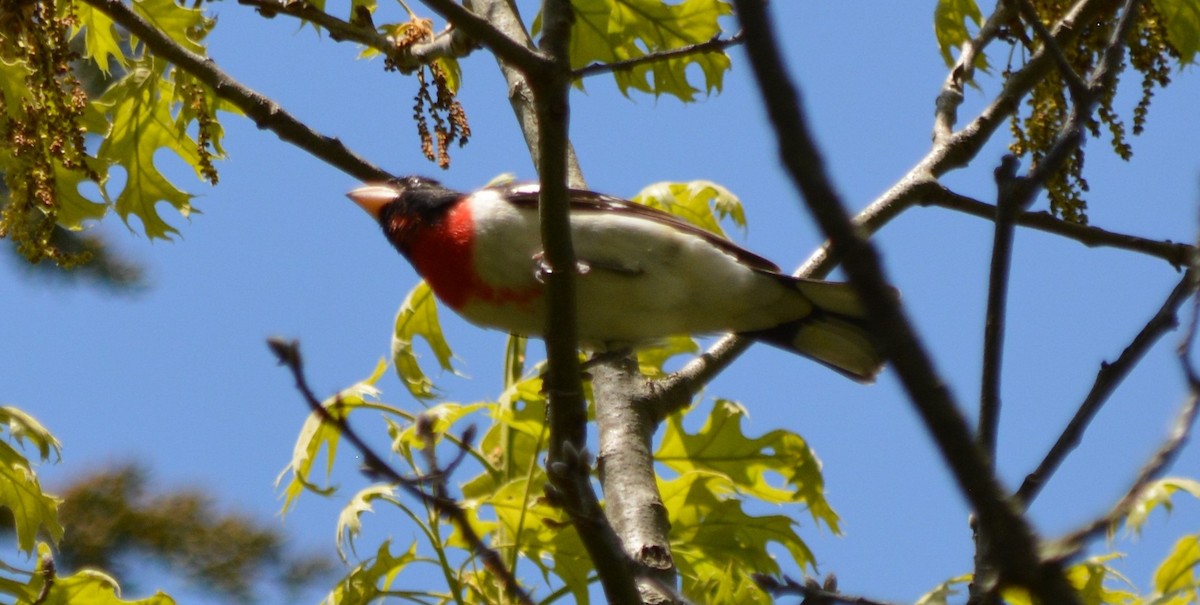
745,278 -> 887,383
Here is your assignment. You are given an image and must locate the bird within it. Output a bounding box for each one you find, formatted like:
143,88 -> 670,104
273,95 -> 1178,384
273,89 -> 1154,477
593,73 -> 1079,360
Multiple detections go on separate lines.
348,176 -> 887,382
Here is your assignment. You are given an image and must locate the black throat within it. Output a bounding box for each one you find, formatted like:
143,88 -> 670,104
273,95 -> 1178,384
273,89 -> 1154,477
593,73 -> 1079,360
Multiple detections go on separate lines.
377,176 -> 464,255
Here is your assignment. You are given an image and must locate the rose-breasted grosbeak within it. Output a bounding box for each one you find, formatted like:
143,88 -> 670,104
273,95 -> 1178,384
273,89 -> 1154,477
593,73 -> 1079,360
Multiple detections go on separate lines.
349,176 -> 886,382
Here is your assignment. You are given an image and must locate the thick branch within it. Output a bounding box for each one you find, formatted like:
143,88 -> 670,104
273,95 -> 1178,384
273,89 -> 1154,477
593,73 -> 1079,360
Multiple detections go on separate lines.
732,0 -> 1079,600
419,0 -> 546,76
82,0 -> 391,182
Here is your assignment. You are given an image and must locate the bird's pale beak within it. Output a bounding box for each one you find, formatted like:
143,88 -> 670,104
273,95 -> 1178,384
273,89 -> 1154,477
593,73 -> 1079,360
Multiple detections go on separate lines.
346,184 -> 399,220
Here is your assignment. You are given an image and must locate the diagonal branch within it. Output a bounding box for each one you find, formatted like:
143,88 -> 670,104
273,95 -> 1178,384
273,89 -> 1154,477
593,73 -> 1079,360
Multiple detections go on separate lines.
419,0 -> 547,77
1015,269 -> 1199,507
732,0 -> 1081,600
920,186 -> 1195,268
266,338 -> 534,605
81,0 -> 392,182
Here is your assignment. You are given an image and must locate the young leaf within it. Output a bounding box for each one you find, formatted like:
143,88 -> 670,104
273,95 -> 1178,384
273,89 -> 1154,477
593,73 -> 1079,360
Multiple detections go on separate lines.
933,0 -> 983,67
71,1 -> 128,75
19,544 -> 175,602
0,406 -> 62,462
657,400 -> 839,531
553,0 -> 733,101
1154,533 -> 1200,596
1152,0 -> 1200,64
632,180 -> 746,239
336,485 -> 399,561
323,540 -> 418,605
0,441 -> 63,553
1122,477 -> 1200,536
95,63 -> 201,239
277,358 -> 388,514
661,471 -> 814,603
392,281 -> 458,400
915,574 -> 972,605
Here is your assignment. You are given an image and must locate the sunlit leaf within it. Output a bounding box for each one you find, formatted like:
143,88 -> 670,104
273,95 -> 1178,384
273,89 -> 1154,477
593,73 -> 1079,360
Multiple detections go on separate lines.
323,540 -> 417,605
658,400 -> 839,530
0,406 -> 62,462
637,335 -> 700,377
662,471 -> 813,602
336,485 -> 399,561
933,0 -> 984,67
130,0 -> 209,55
392,281 -> 458,400
1154,534 -> 1200,596
20,546 -> 176,605
71,1 -> 128,75
0,442 -> 62,553
632,180 -> 746,238
276,358 -> 388,514
1123,477 -> 1200,536
543,0 -> 733,101
915,574 -> 972,605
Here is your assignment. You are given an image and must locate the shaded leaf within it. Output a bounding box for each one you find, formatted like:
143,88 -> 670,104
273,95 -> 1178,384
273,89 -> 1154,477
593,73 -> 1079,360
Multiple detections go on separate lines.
392,281 -> 457,400
323,540 -> 417,605
22,549 -> 175,605
1153,0 -> 1200,64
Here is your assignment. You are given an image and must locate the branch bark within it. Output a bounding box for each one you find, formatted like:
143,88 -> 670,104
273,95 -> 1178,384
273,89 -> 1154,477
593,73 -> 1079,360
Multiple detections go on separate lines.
732,0 -> 1081,601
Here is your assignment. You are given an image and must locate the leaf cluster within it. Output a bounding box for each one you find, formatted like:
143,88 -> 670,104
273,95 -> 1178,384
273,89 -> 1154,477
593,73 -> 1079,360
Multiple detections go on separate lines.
0,0 -> 231,266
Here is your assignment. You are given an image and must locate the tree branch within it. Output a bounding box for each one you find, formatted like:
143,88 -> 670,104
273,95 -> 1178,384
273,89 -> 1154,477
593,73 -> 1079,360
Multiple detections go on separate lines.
419,0 -> 546,76
1009,0 -> 1091,99
732,0 -> 1080,601
266,338 -> 534,605
933,3 -> 1012,144
920,186 -> 1194,268
1015,268 -> 1199,507
81,0 -> 391,183
237,0 -> 477,72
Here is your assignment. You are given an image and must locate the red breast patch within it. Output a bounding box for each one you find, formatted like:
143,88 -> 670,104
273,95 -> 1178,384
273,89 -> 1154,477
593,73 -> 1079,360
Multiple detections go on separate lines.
407,201 -> 540,310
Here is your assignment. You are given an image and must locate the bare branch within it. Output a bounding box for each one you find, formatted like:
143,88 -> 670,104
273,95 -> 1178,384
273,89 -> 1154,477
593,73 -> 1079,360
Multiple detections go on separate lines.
754,574 -> 903,605
1010,0 -> 1091,99
572,32 -> 744,79
732,0 -> 1080,600
920,185 -> 1194,268
266,338 -> 534,605
81,0 -> 391,182
934,3 -> 1013,143
419,0 -> 546,77
1015,270 -> 1198,507
237,0 -> 477,71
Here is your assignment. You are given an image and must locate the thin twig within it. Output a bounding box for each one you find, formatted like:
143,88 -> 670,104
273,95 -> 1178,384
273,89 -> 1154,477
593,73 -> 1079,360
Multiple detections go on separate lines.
266,338 -> 534,605
236,0 -> 477,71
934,3 -> 1013,143
419,0 -> 547,77
920,185 -> 1194,269
732,0 -> 1080,600
572,32 -> 744,79
1046,257 -> 1200,557
1010,0 -> 1091,99
754,574 -> 903,605
1014,270 -> 1198,507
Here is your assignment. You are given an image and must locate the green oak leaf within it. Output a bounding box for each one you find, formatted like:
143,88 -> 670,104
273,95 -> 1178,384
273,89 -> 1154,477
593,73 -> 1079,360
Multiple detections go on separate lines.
1154,0 -> 1200,64
130,0 -> 209,55
657,399 -> 839,531
933,0 -> 985,68
21,550 -> 176,605
662,471 -> 813,603
0,406 -> 62,462
0,438 -> 62,554
95,63 -> 201,239
324,540 -> 417,605
543,0 -> 733,101
72,1 -> 127,74
633,180 -> 746,239
392,280 -> 458,399
1122,477 -> 1200,536
336,485 -> 399,561
1154,533 -> 1199,595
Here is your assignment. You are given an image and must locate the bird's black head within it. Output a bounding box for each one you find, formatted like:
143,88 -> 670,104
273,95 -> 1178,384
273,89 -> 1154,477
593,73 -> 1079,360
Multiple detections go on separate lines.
347,176 -> 465,256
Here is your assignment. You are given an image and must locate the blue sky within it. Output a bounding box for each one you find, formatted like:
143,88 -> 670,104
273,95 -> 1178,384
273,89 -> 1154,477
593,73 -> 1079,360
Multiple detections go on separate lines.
3,1 -> 1199,603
